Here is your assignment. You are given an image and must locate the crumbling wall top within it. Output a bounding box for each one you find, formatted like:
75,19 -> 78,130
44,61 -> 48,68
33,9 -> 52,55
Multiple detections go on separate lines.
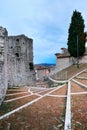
0,26 -> 8,37
8,34 -> 33,42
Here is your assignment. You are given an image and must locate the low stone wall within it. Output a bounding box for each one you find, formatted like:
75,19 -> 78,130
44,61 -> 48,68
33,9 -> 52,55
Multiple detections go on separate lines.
56,57 -> 73,72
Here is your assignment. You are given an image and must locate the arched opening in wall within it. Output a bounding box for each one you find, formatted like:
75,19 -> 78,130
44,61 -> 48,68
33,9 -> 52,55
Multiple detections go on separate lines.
15,46 -> 21,59
15,53 -> 19,57
0,52 -> 2,55
29,62 -> 34,70
16,38 -> 19,42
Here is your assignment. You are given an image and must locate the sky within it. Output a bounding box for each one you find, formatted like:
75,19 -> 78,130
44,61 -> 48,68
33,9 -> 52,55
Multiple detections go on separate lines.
0,0 -> 87,64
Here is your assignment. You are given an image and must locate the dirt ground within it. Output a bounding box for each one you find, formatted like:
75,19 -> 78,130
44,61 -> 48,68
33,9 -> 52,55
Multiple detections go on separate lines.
0,67 -> 87,130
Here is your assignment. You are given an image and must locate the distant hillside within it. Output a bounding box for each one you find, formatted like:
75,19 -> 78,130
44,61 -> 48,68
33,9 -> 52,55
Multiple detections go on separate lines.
35,63 -> 56,67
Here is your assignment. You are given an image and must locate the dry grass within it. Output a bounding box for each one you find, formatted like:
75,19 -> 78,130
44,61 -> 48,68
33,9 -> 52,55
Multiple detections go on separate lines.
55,63 -> 87,80
71,94 -> 87,130
0,87 -> 66,130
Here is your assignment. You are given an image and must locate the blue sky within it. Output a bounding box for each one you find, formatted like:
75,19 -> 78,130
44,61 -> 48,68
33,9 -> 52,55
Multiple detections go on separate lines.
0,0 -> 87,64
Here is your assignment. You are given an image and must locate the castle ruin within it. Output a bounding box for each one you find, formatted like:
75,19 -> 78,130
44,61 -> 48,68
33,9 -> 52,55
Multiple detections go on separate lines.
0,26 -> 36,105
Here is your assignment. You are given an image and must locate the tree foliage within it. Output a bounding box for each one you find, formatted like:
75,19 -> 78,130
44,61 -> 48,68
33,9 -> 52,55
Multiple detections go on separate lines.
67,10 -> 86,57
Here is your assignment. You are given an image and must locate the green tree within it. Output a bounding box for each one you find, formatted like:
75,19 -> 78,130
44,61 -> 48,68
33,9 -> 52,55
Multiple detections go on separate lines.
67,10 -> 86,66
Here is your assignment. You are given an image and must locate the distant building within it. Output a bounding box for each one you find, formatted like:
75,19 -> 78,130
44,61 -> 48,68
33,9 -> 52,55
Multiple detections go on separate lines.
55,47 -> 87,72
35,65 -> 50,81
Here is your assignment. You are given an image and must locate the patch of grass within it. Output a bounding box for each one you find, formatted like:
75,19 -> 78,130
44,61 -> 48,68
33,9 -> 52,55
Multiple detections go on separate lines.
0,102 -> 16,115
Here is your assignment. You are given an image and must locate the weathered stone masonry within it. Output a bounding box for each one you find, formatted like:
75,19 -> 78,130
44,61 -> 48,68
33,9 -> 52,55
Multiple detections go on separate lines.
0,26 -> 36,105
8,35 -> 36,87
0,27 -> 8,105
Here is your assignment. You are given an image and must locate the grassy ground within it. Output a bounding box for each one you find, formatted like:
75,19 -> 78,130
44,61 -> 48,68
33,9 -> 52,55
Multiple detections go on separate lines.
52,63 -> 87,80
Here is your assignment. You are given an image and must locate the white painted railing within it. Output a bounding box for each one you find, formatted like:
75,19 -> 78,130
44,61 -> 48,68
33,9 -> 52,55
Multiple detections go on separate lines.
48,75 -> 68,83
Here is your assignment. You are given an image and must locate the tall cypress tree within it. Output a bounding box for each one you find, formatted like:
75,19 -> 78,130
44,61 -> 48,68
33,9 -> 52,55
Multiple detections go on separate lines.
67,10 -> 86,59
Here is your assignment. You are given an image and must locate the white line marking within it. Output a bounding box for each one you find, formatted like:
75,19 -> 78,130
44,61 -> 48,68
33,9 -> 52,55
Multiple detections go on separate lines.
30,86 -> 48,89
34,93 -> 42,97
7,90 -> 24,91
72,79 -> 87,89
0,84 -> 65,120
47,94 -> 67,97
76,76 -> 87,80
6,92 -> 29,96
69,68 -> 87,80
36,87 -> 54,94
71,91 -> 87,95
64,81 -> 71,130
4,94 -> 32,103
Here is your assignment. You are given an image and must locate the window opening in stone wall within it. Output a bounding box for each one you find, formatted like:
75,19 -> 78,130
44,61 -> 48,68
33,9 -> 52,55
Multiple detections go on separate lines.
16,38 -> 19,42
0,46 -> 4,61
0,52 -> 2,54
29,62 -> 34,70
15,46 -> 21,59
15,53 -> 19,57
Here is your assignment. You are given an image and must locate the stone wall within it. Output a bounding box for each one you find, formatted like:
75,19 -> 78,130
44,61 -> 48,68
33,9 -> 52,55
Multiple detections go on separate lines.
7,35 -> 36,87
79,55 -> 87,63
55,47 -> 87,74
0,27 -> 8,105
0,26 -> 36,104
55,57 -> 73,72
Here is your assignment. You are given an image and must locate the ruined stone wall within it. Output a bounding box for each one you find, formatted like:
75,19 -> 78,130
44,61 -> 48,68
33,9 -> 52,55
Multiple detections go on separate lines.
0,27 -> 36,104
7,35 -> 36,87
0,27 -> 8,105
